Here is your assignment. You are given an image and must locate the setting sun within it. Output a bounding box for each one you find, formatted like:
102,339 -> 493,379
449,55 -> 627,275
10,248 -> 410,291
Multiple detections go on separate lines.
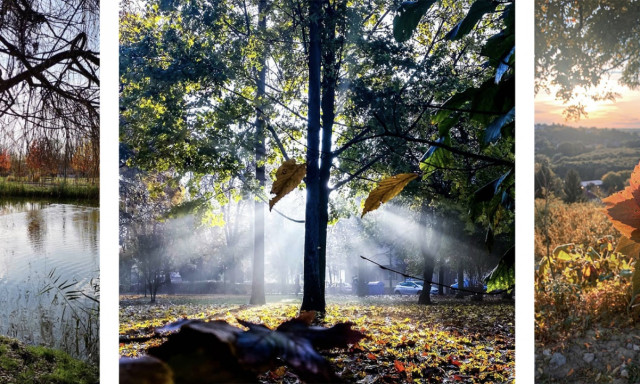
536,74 -> 640,129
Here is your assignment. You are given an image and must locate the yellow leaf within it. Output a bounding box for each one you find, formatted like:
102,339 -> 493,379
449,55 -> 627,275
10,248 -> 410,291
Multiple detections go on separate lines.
361,173 -> 419,218
269,159 -> 306,211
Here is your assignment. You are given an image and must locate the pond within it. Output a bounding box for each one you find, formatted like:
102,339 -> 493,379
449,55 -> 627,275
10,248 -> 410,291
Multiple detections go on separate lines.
0,199 -> 99,363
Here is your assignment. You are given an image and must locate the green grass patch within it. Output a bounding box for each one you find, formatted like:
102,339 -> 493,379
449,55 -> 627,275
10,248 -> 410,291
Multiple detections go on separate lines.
0,336 -> 97,384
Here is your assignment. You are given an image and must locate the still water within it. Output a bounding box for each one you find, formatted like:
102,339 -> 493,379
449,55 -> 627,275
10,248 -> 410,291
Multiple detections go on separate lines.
0,199 -> 99,362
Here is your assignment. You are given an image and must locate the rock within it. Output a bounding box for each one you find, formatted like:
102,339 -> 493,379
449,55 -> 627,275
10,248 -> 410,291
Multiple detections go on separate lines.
583,353 -> 595,364
621,369 -> 629,378
543,349 -> 552,357
634,344 -> 640,351
549,353 -> 566,369
616,346 -> 636,360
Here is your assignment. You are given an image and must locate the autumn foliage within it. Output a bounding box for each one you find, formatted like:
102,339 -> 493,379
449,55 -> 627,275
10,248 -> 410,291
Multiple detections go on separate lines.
26,139 -> 58,178
535,160 -> 640,344
71,141 -> 99,179
0,150 -> 10,176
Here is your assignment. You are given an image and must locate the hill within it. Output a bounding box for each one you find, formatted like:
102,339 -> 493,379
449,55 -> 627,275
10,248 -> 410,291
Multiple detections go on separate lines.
535,124 -> 640,180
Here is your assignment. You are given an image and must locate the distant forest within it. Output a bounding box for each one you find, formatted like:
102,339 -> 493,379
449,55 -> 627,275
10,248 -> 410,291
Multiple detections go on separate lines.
535,124 -> 640,181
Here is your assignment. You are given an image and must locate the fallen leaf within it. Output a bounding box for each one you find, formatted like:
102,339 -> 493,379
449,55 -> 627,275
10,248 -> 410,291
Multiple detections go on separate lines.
394,360 -> 405,372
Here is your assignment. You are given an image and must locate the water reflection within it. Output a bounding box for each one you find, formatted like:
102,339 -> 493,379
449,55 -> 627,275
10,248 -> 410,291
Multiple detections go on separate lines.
0,199 -> 99,363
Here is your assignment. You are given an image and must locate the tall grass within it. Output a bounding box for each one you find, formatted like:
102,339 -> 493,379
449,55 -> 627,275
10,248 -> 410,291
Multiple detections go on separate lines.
0,180 -> 98,201
39,269 -> 100,366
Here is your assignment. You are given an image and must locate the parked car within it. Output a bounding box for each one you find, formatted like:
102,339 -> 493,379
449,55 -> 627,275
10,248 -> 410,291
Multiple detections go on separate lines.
451,279 -> 487,292
394,281 -> 422,295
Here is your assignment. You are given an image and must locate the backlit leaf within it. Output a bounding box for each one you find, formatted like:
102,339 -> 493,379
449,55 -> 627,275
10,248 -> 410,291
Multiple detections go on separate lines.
269,159 -> 306,211
392,0 -> 438,42
361,173 -> 419,218
603,168 -> 640,242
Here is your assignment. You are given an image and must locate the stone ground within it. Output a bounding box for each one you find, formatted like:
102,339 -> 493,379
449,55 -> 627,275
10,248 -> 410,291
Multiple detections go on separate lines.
536,324 -> 640,383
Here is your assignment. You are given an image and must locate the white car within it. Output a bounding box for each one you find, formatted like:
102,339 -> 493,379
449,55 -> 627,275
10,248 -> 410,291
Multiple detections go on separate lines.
394,281 -> 423,295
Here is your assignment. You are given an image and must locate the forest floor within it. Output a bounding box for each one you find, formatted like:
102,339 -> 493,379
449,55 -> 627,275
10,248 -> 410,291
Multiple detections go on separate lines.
0,335 -> 98,384
120,294 -> 514,383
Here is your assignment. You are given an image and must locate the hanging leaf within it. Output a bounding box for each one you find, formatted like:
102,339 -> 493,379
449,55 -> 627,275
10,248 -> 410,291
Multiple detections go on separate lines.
602,162 -> 640,242
361,173 -> 419,218
486,246 -> 514,292
495,47 -> 515,84
419,134 -> 452,176
392,0 -> 438,43
445,0 -> 499,41
484,107 -> 515,144
473,169 -> 513,203
269,159 -> 306,211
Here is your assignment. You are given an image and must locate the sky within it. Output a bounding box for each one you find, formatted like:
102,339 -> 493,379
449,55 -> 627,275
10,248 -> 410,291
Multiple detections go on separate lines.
535,74 -> 640,129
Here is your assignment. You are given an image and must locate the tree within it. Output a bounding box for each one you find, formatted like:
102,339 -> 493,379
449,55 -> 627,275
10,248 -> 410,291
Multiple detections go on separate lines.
535,0 -> 640,119
71,140 -> 99,181
0,150 -> 11,176
26,138 -> 59,179
601,170 -> 630,195
563,169 -> 584,203
535,162 -> 562,198
120,0 -> 515,313
0,0 -> 99,145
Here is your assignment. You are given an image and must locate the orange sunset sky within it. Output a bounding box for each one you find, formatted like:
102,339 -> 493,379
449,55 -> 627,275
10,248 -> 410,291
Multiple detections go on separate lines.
535,74 -> 640,129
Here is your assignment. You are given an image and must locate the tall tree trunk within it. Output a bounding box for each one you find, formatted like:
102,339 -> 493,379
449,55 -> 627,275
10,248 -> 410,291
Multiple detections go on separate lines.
317,0 -> 337,307
418,204 -> 442,305
250,0 -> 268,306
301,0 -> 324,312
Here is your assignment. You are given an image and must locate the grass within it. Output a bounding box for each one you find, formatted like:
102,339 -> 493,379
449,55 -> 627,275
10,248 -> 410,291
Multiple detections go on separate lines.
120,294 -> 515,382
0,178 -> 98,201
0,335 -> 98,384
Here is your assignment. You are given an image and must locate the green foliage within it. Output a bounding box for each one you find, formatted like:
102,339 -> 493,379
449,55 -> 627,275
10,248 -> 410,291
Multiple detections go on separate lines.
393,0 -> 437,43
445,0 -> 499,41
601,170 -> 631,194
392,0 -> 514,252
486,246 -> 514,292
562,168 -> 583,203
0,336 -> 98,384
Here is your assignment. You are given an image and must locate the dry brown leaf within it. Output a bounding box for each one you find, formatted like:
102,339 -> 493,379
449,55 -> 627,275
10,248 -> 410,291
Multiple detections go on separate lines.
269,159 -> 306,211
603,175 -> 640,242
361,173 -> 419,218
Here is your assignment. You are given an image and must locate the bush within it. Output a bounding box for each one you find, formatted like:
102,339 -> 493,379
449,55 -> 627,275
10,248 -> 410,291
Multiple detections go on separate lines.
535,235 -> 634,343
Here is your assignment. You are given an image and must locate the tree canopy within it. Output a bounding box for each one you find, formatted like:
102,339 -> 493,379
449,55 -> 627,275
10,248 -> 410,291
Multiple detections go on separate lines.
535,0 -> 640,119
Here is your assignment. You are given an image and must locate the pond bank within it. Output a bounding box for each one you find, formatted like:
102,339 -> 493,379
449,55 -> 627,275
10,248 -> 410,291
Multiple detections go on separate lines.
0,180 -> 99,201
0,335 -> 98,384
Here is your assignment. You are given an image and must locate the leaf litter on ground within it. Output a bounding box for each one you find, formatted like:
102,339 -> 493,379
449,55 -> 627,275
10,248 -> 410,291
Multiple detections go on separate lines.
119,295 -> 514,383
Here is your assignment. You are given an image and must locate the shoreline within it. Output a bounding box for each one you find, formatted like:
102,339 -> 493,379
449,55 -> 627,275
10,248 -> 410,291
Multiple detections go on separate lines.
0,335 -> 98,384
0,180 -> 99,202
